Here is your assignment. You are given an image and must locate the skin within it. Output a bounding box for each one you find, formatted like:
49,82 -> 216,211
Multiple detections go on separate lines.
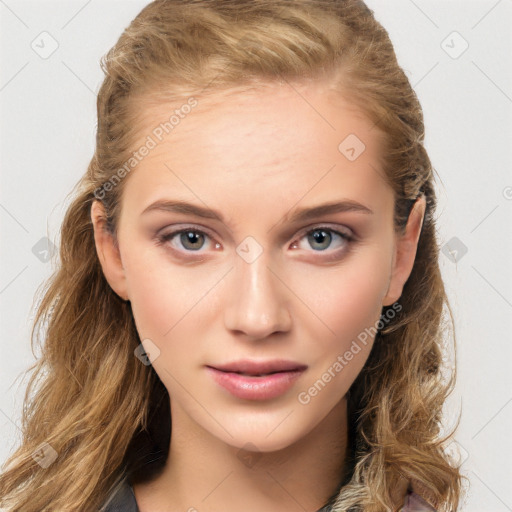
91,79 -> 426,512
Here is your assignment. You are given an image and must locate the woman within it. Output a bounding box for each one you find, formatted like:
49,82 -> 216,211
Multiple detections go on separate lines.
0,1 -> 464,510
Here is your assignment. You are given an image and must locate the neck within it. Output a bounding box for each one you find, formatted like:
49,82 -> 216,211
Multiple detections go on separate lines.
133,397 -> 350,512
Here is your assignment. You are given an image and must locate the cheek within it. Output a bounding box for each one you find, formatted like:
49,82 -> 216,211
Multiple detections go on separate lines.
296,248 -> 392,343
294,256 -> 390,405
123,230 -> 393,353
122,246 -> 221,341
293,248 -> 393,401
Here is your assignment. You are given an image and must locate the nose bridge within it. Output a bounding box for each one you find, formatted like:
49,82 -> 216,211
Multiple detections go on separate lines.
224,241 -> 291,338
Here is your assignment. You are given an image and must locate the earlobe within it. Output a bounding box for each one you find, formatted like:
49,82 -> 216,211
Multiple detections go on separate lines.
382,194 -> 426,307
90,200 -> 129,301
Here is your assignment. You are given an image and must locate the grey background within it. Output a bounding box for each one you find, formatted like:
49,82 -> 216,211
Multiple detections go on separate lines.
1,1 -> 511,510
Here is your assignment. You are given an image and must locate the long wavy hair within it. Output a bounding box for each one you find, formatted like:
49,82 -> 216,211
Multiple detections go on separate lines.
0,1 -> 465,510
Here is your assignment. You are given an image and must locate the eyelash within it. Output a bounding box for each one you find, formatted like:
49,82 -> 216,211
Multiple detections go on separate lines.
154,224 -> 355,260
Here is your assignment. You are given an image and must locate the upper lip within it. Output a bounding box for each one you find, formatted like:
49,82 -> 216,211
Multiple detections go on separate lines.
207,359 -> 308,375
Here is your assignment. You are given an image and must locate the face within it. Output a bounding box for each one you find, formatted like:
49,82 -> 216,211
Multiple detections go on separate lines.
91,79 -> 425,453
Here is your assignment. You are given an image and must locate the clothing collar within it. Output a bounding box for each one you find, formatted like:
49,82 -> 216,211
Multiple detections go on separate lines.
391,475 -> 440,511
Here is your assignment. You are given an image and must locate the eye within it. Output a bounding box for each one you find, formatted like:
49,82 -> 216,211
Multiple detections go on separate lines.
291,226 -> 354,253
154,224 -> 355,257
155,227 -> 218,252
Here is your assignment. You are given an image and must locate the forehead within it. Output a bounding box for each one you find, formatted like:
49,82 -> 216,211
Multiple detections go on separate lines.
121,80 -> 391,218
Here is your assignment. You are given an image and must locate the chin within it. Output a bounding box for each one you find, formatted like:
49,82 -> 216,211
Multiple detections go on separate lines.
211,420 -> 310,454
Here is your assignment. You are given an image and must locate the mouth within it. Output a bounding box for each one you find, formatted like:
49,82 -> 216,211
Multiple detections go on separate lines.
206,359 -> 308,376
205,360 -> 308,400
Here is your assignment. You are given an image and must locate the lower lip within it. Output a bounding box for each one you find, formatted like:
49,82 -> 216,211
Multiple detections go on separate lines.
206,367 -> 305,400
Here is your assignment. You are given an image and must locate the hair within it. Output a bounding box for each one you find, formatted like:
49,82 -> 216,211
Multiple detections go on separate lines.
0,1 -> 466,510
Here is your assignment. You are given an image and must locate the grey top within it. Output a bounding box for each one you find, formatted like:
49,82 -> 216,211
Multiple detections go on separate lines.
102,479 -> 436,511
101,480 -> 139,512
101,479 -> 333,511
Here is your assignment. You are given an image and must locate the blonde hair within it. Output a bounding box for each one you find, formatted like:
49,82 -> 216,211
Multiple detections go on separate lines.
0,1 -> 465,510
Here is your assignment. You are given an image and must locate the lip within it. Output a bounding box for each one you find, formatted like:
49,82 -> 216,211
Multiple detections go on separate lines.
206,359 -> 308,401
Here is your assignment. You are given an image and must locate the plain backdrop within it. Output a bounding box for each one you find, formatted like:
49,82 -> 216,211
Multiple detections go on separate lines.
1,1 -> 511,510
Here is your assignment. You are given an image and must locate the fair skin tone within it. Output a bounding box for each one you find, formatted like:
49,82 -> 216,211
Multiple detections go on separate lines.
91,79 -> 426,512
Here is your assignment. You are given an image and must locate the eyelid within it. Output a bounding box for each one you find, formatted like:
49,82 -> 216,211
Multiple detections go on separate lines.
157,223 -> 217,241
294,223 -> 354,241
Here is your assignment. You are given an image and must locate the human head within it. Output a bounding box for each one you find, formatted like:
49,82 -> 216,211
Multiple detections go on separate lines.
91,75 -> 426,447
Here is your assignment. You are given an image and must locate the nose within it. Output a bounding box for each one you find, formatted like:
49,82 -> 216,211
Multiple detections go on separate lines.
223,249 -> 292,341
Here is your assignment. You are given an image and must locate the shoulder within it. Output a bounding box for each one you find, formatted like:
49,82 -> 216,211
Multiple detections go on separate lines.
401,490 -> 438,512
100,478 -> 139,512
315,488 -> 438,512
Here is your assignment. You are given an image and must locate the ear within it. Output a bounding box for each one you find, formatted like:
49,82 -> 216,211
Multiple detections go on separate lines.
90,200 -> 129,301
382,194 -> 426,306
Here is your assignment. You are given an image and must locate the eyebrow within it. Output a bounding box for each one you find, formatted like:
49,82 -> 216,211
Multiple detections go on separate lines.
141,198 -> 374,224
